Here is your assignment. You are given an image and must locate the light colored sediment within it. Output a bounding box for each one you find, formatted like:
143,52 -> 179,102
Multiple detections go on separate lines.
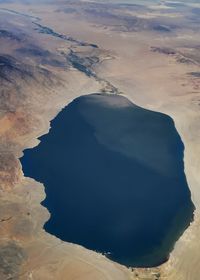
0,1 -> 200,279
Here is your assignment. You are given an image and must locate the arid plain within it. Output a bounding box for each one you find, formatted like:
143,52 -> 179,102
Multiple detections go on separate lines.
0,0 -> 200,279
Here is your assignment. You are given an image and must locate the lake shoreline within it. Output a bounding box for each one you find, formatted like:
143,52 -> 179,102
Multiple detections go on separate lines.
20,93 -> 194,268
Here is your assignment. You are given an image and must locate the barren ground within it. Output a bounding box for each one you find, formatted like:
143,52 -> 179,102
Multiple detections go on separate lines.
0,1 -> 200,279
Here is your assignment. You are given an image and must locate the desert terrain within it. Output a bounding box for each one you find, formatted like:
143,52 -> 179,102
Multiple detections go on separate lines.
0,0 -> 200,279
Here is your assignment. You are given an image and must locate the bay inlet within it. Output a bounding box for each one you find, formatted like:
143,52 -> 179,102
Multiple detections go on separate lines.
20,93 -> 194,267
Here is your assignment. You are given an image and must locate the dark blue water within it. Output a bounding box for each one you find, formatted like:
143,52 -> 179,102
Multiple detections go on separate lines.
21,93 -> 194,267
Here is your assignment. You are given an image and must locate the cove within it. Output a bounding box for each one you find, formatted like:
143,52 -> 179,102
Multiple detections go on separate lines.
21,93 -> 194,267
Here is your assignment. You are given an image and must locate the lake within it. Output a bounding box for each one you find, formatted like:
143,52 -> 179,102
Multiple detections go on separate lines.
21,93 -> 194,267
